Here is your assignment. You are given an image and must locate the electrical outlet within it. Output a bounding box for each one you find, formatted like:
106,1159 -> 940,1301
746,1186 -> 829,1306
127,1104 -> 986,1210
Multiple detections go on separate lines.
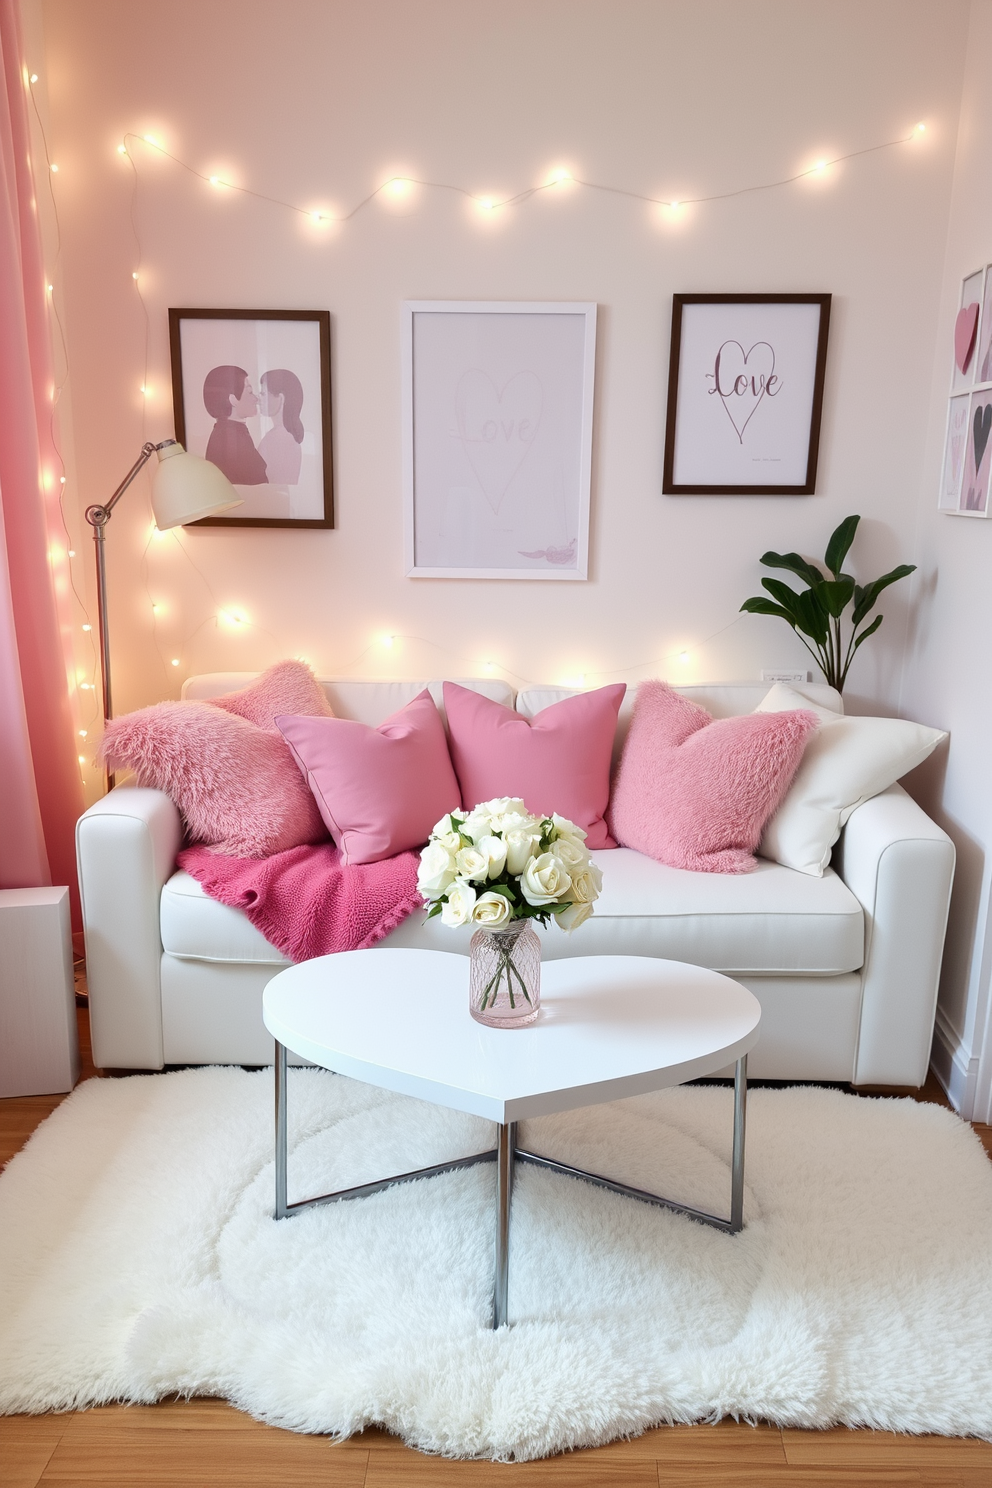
761,669 -> 809,684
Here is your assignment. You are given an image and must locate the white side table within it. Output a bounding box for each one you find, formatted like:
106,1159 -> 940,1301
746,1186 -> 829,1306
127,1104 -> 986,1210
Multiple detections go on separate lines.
0,887 -> 79,1098
263,949 -> 761,1328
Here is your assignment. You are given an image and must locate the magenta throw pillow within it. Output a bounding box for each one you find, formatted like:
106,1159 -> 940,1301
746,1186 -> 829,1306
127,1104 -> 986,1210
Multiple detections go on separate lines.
276,689 -> 461,866
101,701 -> 327,858
210,659 -> 333,731
607,681 -> 819,873
443,681 -> 626,850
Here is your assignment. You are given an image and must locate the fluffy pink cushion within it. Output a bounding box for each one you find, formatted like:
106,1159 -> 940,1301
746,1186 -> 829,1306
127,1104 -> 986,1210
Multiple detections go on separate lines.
101,701 -> 327,858
276,689 -> 461,866
607,681 -> 819,873
210,659 -> 333,730
443,681 -> 626,850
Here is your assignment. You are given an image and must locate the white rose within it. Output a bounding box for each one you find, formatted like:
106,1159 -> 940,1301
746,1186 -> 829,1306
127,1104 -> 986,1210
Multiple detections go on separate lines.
471,891 -> 512,928
478,834 -> 508,879
520,852 -> 572,906
478,796 -> 526,819
440,880 -> 477,927
504,826 -> 543,875
567,863 -> 602,904
431,810 -> 465,837
550,836 -> 588,872
436,831 -> 464,855
459,811 -> 493,844
552,813 -> 587,844
456,846 -> 490,882
556,899 -> 593,932
417,841 -> 457,899
485,799 -> 530,833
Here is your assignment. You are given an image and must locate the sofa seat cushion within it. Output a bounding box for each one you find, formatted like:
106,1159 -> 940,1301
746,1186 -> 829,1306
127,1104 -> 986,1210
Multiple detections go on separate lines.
161,871 -> 292,965
163,848 -> 863,978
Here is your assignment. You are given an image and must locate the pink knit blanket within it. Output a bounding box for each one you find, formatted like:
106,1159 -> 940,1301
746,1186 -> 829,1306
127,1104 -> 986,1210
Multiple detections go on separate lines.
178,842 -> 423,963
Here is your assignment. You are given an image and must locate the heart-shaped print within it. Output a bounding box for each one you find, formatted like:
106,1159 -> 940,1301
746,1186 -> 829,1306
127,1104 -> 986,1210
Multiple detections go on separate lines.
955,302 -> 980,374
455,370 -> 542,514
713,341 -> 776,443
973,402 -> 992,475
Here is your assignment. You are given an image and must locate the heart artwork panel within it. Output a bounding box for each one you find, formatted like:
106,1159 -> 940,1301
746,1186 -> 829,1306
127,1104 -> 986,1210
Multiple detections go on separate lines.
955,302 -> 980,375
455,370 -> 543,514
974,402 -> 992,475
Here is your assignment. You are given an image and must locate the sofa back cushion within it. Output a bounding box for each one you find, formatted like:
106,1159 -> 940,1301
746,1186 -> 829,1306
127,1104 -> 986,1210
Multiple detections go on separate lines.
444,680 -> 626,850
276,690 -> 462,865
184,674 -> 514,727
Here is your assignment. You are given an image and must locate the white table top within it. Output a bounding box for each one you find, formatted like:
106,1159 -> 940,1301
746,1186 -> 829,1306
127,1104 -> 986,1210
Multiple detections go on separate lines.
262,949 -> 761,1123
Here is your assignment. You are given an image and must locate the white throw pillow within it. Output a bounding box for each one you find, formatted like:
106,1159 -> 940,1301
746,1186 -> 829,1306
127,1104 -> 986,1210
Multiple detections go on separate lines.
755,683 -> 947,876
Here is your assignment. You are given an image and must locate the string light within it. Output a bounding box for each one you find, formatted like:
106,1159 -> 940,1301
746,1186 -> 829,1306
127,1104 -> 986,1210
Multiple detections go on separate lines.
49,163 -> 58,173
81,623 -> 91,632
29,73 -> 38,83
123,125 -> 927,233
117,144 -> 127,155
67,549 -> 75,557
78,730 -> 87,738
78,755 -> 86,765
171,658 -> 180,667
381,634 -> 395,648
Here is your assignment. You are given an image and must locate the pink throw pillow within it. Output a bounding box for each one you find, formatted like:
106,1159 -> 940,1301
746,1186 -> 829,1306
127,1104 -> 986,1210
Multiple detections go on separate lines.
210,659 -> 333,731
101,702 -> 327,858
276,689 -> 461,866
443,681 -> 626,850
607,681 -> 819,873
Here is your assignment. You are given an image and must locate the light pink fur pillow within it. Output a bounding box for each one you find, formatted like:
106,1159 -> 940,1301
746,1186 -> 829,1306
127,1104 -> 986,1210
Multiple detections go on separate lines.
209,660 -> 333,730
101,701 -> 327,858
607,681 -> 819,873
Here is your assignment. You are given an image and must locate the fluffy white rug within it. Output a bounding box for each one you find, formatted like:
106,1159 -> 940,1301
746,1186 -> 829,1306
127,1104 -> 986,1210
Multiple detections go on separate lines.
2,1069 -> 992,1460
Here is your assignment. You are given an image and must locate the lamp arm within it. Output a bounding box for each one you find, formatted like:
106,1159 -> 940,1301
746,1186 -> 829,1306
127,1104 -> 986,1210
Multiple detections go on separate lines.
83,438 -> 178,788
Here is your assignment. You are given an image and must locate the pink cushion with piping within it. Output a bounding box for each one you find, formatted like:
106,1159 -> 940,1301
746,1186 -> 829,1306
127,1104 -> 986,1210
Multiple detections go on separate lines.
607,680 -> 819,873
101,701 -> 327,858
443,681 -> 626,850
276,689 -> 461,866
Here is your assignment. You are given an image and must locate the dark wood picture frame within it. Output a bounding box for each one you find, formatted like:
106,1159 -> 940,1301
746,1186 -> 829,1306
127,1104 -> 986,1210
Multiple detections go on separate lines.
662,293 -> 831,495
169,308 -> 333,528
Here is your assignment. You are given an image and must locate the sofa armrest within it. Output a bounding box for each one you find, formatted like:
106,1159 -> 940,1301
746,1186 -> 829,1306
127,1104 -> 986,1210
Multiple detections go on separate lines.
833,783 -> 954,1087
76,786 -> 182,1070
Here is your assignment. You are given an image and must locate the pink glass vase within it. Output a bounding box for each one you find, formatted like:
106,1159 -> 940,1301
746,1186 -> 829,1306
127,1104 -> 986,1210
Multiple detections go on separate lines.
469,921 -> 541,1028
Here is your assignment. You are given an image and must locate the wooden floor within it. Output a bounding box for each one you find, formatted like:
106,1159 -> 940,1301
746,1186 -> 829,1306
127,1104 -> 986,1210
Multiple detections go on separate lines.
2,993 -> 992,1488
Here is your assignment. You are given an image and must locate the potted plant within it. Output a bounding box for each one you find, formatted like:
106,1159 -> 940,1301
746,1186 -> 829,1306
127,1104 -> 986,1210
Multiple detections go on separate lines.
740,515 -> 915,694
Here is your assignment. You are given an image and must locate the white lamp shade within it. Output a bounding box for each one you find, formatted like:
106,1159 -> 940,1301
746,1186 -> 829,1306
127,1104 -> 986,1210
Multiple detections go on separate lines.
151,443 -> 243,529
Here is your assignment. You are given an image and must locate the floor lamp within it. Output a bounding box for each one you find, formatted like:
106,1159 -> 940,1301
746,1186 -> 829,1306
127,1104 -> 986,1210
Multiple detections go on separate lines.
85,439 -> 241,788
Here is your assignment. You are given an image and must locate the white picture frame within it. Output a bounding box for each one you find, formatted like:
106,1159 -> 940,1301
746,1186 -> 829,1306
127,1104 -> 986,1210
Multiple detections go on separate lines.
940,267 -> 992,515
402,301 -> 597,580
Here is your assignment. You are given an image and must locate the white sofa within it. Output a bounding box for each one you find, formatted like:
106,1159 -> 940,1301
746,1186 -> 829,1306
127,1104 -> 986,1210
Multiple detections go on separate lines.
76,676 -> 955,1087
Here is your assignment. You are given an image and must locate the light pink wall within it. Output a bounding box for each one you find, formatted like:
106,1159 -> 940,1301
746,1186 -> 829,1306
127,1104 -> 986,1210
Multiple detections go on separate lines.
901,0 -> 992,1120
39,2 -> 966,756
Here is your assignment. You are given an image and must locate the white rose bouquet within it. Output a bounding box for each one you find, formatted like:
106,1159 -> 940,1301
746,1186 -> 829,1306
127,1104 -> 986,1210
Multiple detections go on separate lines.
418,796 -> 602,933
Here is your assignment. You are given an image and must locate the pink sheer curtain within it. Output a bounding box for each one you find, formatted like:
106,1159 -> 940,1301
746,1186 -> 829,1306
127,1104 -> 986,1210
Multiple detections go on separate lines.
0,0 -> 83,913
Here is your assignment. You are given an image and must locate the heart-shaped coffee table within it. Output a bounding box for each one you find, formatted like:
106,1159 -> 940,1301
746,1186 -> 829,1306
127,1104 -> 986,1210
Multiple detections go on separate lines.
263,950 -> 761,1328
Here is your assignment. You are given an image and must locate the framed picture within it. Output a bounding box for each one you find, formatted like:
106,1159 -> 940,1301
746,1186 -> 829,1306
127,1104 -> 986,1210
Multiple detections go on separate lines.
402,301 -> 596,579
939,267 -> 992,515
169,309 -> 333,527
662,293 -> 831,495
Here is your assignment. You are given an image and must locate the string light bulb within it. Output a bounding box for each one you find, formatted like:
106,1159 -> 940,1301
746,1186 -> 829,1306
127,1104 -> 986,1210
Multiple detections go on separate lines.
132,272 -> 139,280
679,650 -> 690,663
209,176 -> 220,187
117,144 -> 127,155
78,755 -> 86,765
476,197 -> 495,212
49,163 -> 58,173
171,658 -> 180,667
381,633 -> 395,648
30,73 -> 38,83
67,549 -> 75,557
143,135 -> 158,145
78,730 -> 87,738
82,623 -> 91,632
549,167 -> 572,184
915,122 -> 926,134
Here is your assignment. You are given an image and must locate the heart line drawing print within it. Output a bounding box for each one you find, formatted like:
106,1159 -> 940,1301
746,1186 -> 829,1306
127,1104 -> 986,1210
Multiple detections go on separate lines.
663,294 -> 830,496
404,302 -> 596,580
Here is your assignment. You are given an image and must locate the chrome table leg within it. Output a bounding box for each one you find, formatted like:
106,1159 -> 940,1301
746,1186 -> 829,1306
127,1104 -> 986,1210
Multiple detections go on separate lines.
493,1120 -> 516,1330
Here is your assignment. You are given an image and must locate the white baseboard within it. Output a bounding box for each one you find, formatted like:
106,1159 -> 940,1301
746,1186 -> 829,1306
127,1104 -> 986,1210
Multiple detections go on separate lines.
931,1006 -> 980,1117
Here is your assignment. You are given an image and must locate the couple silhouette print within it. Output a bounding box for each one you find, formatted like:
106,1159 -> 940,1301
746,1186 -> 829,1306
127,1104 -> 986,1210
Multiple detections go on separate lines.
203,365 -> 304,486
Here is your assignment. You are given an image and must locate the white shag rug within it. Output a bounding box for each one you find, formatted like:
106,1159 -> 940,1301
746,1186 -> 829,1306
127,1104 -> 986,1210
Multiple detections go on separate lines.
2,1069 -> 992,1460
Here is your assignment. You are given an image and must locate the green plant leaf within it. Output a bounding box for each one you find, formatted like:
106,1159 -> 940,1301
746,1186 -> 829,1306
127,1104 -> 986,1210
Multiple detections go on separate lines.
852,613 -> 884,650
740,597 -> 799,626
760,577 -> 806,618
760,550 -> 826,587
795,587 -> 830,643
824,515 -> 860,577
851,565 -> 916,624
817,576 -> 856,618
426,901 -> 443,919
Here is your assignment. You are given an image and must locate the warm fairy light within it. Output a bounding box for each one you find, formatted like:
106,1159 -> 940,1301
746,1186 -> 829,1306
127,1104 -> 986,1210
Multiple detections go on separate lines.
132,272 -> 139,280
50,163 -> 58,173
79,682 -> 94,690
59,475 -> 65,483
143,135 -> 158,146
220,609 -> 247,627
916,122 -> 926,134
483,661 -> 495,673
386,177 -> 412,198
549,167 -> 572,185
151,603 -> 161,613
140,385 -> 150,395
117,144 -> 127,155
30,73 -> 38,83
814,160 -> 827,173
679,650 -> 690,663
171,658 -> 180,666
209,176 -> 220,186
476,197 -> 495,212
561,673 -> 585,688
82,623 -> 91,632
78,755 -> 86,765
78,730 -> 87,738
670,200 -> 680,210
310,210 -> 325,222
47,284 -> 53,292
381,634 -> 395,648
67,549 -> 75,557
